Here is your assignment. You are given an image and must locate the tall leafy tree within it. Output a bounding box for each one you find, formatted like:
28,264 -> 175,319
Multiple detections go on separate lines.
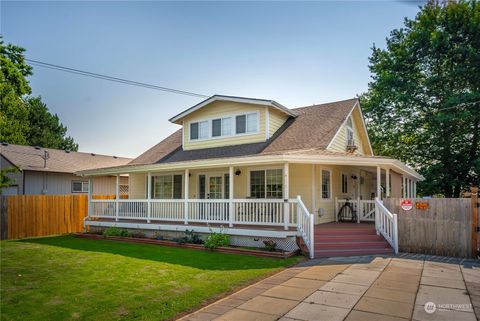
0,37 -> 78,151
361,0 -> 480,197
25,96 -> 78,151
0,38 -> 32,145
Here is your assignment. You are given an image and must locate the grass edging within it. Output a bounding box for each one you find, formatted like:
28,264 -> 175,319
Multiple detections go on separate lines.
74,233 -> 299,259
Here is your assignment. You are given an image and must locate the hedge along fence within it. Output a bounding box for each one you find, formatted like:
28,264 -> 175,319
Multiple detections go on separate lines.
0,195 -> 89,240
383,198 -> 474,258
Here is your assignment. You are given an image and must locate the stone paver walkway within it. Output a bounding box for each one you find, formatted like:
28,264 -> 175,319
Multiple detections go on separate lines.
179,255 -> 480,321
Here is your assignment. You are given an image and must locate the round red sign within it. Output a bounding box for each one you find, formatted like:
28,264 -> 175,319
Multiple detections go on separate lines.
401,199 -> 413,211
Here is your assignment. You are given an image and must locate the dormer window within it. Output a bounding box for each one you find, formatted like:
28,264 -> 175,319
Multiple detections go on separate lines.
189,112 -> 259,142
236,113 -> 258,134
190,121 -> 209,140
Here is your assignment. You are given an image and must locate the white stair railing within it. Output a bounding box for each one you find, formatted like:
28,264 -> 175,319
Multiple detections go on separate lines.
296,196 -> 314,259
375,197 -> 398,254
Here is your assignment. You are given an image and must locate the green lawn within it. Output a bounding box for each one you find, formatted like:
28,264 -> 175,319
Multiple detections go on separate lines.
0,235 -> 300,321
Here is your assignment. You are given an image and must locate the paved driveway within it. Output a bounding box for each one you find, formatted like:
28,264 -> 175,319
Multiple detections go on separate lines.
179,255 -> 480,321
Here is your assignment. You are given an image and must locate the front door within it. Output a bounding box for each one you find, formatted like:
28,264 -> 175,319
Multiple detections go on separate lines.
208,175 -> 223,199
198,174 -> 225,221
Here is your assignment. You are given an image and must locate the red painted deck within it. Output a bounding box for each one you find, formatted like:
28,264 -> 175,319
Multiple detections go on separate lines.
314,222 -> 393,258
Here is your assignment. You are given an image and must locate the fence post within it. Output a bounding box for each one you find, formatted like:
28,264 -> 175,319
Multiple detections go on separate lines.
357,197 -> 361,223
472,186 -> 478,258
393,213 -> 399,254
0,196 -> 8,240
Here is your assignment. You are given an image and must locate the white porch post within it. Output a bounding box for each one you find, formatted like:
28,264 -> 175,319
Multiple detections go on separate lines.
283,162 -> 290,230
311,164 -> 316,214
184,169 -> 189,225
386,168 -> 390,198
413,181 -> 417,198
147,172 -> 152,223
376,166 -> 381,200
402,176 -> 406,198
407,178 -> 411,198
229,166 -> 234,227
87,177 -> 92,217
115,174 -> 120,222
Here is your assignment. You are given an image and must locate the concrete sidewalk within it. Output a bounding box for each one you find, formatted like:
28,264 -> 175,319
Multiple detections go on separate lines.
179,255 -> 480,321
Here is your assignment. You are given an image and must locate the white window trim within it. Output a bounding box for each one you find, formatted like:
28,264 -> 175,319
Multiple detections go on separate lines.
341,172 -> 349,195
246,166 -> 283,199
320,168 -> 332,201
187,111 -> 261,142
72,180 -> 89,193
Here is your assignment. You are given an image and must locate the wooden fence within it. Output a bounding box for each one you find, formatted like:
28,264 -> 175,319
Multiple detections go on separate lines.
0,195 -> 88,240
384,198 -> 474,258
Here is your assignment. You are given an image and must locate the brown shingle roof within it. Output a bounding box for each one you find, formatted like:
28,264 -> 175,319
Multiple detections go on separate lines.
129,98 -> 358,165
0,143 -> 132,173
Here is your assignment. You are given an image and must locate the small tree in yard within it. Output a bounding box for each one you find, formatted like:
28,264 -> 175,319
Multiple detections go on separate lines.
361,0 -> 480,197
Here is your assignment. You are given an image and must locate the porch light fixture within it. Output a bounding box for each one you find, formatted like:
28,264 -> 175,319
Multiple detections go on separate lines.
351,175 -> 358,180
235,169 -> 242,176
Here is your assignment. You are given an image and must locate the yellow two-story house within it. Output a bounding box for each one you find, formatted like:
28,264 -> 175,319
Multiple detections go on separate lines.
78,95 -> 423,258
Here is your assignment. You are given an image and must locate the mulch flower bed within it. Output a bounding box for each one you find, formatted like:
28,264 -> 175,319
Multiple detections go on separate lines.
74,233 -> 298,259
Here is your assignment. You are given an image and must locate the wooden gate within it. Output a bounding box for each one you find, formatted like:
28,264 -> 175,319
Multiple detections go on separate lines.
0,195 -> 88,240
383,197 -> 473,258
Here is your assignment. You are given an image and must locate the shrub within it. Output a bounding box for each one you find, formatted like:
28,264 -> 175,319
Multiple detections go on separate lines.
204,228 -> 230,250
263,240 -> 277,252
103,227 -> 129,237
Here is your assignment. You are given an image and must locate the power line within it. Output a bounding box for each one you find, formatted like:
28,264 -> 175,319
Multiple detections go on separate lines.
26,59 -> 210,98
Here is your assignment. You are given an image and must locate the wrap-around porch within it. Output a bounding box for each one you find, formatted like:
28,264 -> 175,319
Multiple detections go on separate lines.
84,161 -> 419,258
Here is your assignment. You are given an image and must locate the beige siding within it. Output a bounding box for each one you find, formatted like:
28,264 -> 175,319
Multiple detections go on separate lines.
129,173 -> 146,199
327,106 -> 372,155
268,107 -> 289,138
92,176 -> 128,195
390,170 -> 403,198
182,101 -> 267,150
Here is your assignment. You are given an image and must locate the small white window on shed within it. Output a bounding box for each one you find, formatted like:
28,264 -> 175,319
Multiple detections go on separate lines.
72,181 -> 89,193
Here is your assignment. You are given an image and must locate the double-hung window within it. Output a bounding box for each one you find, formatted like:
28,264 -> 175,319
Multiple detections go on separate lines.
153,175 -> 182,199
190,121 -> 209,140
212,117 -> 233,137
236,113 -> 258,134
346,116 -> 354,146
249,169 -> 283,199
72,181 -> 88,193
321,169 -> 331,199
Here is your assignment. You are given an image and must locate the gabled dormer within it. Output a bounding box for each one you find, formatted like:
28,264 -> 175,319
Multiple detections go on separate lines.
169,95 -> 297,151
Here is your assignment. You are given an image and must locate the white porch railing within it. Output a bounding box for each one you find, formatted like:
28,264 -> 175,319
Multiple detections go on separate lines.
335,198 -> 376,223
91,198 -> 301,227
90,197 -> 315,258
296,196 -> 314,259
375,197 -> 399,254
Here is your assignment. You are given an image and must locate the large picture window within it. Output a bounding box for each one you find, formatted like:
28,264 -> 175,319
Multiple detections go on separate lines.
249,169 -> 282,199
153,175 -> 182,199
321,169 -> 331,199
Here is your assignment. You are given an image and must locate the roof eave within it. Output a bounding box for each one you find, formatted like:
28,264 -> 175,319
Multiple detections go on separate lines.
77,153 -> 424,181
169,95 -> 297,124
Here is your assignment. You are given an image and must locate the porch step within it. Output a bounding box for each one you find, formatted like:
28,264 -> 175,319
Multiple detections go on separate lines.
314,247 -> 394,258
315,240 -> 391,249
316,234 -> 385,242
315,228 -> 377,236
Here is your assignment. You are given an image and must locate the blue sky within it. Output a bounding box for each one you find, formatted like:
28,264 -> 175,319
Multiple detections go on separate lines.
2,1 -> 423,158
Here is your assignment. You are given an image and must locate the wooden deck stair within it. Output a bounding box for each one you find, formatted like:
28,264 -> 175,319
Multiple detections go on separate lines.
314,223 -> 393,258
